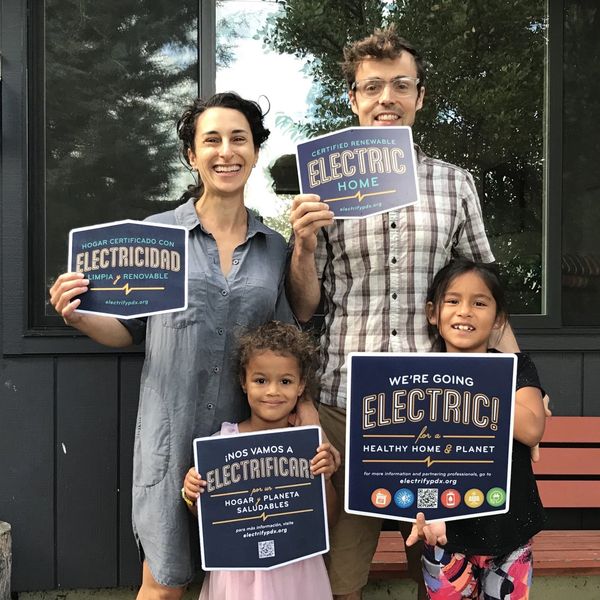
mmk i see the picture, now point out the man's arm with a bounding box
[287,194,333,323]
[490,322,520,352]
[293,397,342,471]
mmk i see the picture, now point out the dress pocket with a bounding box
[233,276,279,328]
[133,385,171,487]
[161,274,207,329]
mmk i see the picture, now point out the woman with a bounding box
[50,92,300,599]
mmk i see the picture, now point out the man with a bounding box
[287,25,518,600]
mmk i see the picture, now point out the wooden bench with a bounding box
[370,416,600,579]
[534,416,600,509]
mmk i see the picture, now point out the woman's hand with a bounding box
[49,271,134,347]
[49,272,90,326]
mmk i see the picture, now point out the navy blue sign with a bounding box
[194,426,328,570]
[296,126,419,219]
[346,353,517,522]
[68,220,187,319]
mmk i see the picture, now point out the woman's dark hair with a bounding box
[426,259,508,351]
[176,92,270,202]
[237,321,318,401]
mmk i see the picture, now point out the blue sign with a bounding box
[68,220,187,319]
[296,126,419,219]
[194,426,329,570]
[346,353,517,523]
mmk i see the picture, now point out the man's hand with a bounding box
[406,512,447,547]
[287,194,332,322]
[290,194,334,254]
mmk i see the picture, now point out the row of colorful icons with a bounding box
[370,487,506,509]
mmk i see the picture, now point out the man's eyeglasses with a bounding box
[351,76,420,98]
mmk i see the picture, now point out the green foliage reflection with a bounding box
[263,0,546,314]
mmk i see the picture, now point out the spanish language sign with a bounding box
[68,220,188,319]
[194,426,329,570]
[296,126,419,219]
[346,353,517,522]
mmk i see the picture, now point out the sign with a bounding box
[346,353,517,522]
[296,126,419,219]
[194,426,329,570]
[68,220,188,319]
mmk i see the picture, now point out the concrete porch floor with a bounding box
[15,575,600,599]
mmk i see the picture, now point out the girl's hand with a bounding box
[183,467,207,504]
[531,394,552,462]
[406,512,447,547]
[311,442,338,480]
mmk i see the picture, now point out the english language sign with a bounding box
[296,126,419,219]
[68,220,188,319]
[346,353,517,522]
[194,426,329,570]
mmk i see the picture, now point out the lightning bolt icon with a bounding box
[324,189,397,204]
[91,283,165,294]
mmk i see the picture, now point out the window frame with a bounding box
[510,0,562,330]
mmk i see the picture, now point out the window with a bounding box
[561,0,600,326]
[26,1,564,330]
[215,0,312,240]
[30,0,200,328]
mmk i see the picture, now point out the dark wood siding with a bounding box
[529,351,583,415]
[0,358,55,589]
[119,356,145,586]
[0,355,143,590]
[56,357,119,587]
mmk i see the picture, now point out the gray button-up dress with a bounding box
[124,199,293,586]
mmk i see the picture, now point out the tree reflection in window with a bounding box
[262,0,547,314]
[39,0,199,320]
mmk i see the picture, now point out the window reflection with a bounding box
[215,0,312,240]
[562,1,600,326]
[220,0,547,315]
[39,0,198,320]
